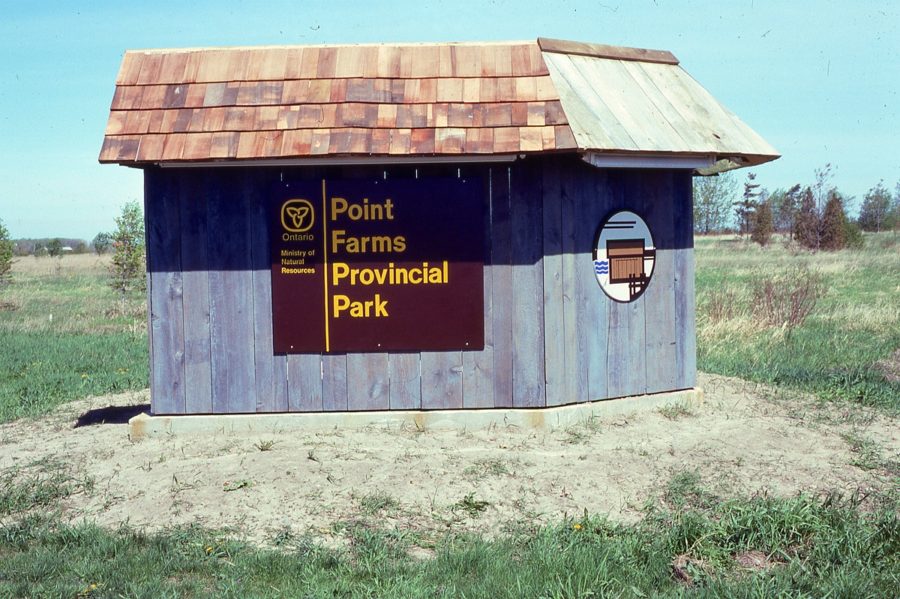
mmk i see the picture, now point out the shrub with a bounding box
[92,232,111,255]
[858,181,893,232]
[109,201,146,304]
[751,266,825,331]
[0,219,12,286]
[844,220,864,250]
[795,187,819,250]
[702,288,741,324]
[820,193,847,251]
[751,200,774,246]
[46,238,63,258]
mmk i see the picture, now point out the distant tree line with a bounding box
[693,164,900,250]
[11,238,90,256]
[10,231,127,258]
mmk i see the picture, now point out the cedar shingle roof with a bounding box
[99,38,779,167]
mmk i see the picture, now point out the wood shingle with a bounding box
[100,38,778,166]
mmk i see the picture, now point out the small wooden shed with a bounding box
[100,38,778,415]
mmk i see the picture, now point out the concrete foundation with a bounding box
[128,388,703,439]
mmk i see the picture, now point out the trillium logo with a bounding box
[281,199,315,233]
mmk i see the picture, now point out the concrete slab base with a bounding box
[128,388,703,439]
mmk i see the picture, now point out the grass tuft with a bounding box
[658,402,694,420]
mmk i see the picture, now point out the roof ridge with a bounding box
[128,40,539,55]
[537,38,678,65]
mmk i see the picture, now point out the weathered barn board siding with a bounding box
[421,351,464,410]
[604,172,647,399]
[489,166,514,409]
[389,352,421,410]
[573,164,609,402]
[347,353,390,411]
[144,157,695,415]
[510,160,546,407]
[673,171,697,390]
[462,171,496,409]
[206,172,258,413]
[177,171,212,413]
[245,171,284,412]
[541,161,566,406]
[322,354,349,412]
[145,171,186,414]
[641,171,678,394]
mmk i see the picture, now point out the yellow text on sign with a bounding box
[331,261,449,286]
[331,197,395,221]
[333,294,389,318]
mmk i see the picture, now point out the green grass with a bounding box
[0,457,94,518]
[695,232,900,412]
[1,250,898,595]
[0,332,148,421]
[1,474,896,598]
[0,256,148,422]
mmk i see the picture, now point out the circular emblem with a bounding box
[281,199,315,233]
[592,210,656,303]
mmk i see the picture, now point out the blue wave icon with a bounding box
[594,260,609,275]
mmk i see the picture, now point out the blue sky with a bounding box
[1,0,897,240]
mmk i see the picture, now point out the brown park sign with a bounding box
[271,177,484,353]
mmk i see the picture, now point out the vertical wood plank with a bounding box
[606,297,647,398]
[347,354,389,411]
[145,169,186,415]
[287,354,323,411]
[322,354,348,411]
[207,170,257,413]
[605,171,646,398]
[490,166,514,408]
[421,351,463,409]
[510,160,545,407]
[179,170,212,413]
[463,168,494,408]
[245,170,280,412]
[578,164,610,402]
[560,159,606,403]
[389,353,421,409]
[641,171,678,394]
[541,159,567,406]
[674,171,697,389]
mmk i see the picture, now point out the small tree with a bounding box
[820,192,847,251]
[812,163,835,213]
[47,238,63,257]
[751,200,774,246]
[733,172,760,237]
[109,201,146,307]
[770,184,802,238]
[692,172,737,234]
[858,181,892,232]
[0,219,13,286]
[893,181,900,231]
[92,231,112,255]
[795,187,819,250]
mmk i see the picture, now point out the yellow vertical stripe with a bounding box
[321,179,330,352]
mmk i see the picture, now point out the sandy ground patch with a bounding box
[1,373,896,547]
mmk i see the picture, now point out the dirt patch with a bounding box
[1,374,896,546]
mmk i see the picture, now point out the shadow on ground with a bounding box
[74,404,150,428]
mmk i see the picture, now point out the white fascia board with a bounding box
[582,152,715,170]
